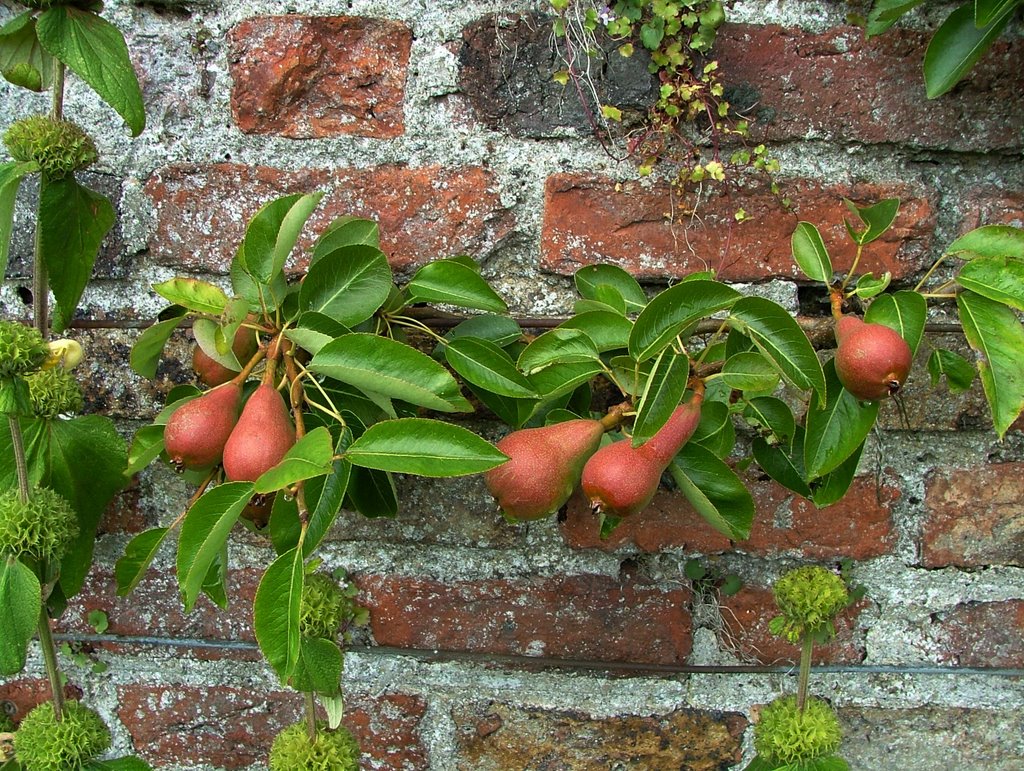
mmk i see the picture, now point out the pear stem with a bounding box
[829,287,845,320]
[913,253,948,293]
[231,346,267,386]
[839,243,864,292]
[599,402,632,431]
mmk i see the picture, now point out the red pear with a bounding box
[582,390,704,518]
[163,382,242,470]
[222,384,296,482]
[834,315,912,400]
[484,419,605,520]
[193,322,259,387]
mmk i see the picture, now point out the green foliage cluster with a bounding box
[13,701,110,771]
[769,565,850,644]
[3,116,96,179]
[0,486,78,563]
[269,722,360,771]
[0,321,48,379]
[25,367,84,418]
[300,571,366,642]
[753,695,843,767]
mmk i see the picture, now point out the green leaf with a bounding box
[0,12,55,92]
[254,547,304,682]
[791,222,833,283]
[346,466,398,518]
[299,244,392,326]
[811,440,864,507]
[345,418,508,477]
[843,198,900,246]
[35,7,145,135]
[690,400,736,459]
[864,289,927,356]
[852,271,892,299]
[124,424,164,477]
[957,290,1024,438]
[445,337,538,398]
[927,348,976,393]
[300,457,351,555]
[0,556,41,675]
[632,348,690,446]
[721,351,782,393]
[729,296,827,403]
[956,256,1024,311]
[312,216,380,265]
[177,481,254,611]
[574,264,648,312]
[669,443,754,540]
[444,314,524,348]
[152,278,229,315]
[923,1,1015,98]
[237,192,322,281]
[630,280,741,361]
[286,312,351,357]
[289,636,343,695]
[742,396,796,444]
[192,317,241,371]
[0,161,36,279]
[130,309,187,379]
[0,418,47,489]
[464,382,537,429]
[752,429,812,498]
[975,0,1022,26]
[946,224,1024,260]
[311,334,471,413]
[255,426,335,494]
[38,175,115,332]
[85,757,154,771]
[805,360,879,480]
[114,527,170,595]
[527,360,603,398]
[407,259,508,313]
[557,311,633,352]
[517,328,601,374]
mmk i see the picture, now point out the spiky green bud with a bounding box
[0,322,48,379]
[14,700,111,771]
[269,722,360,771]
[25,368,84,418]
[771,565,850,643]
[754,695,843,766]
[300,573,350,641]
[4,116,97,179]
[0,487,79,563]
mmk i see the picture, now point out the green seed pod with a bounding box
[26,368,84,418]
[269,721,360,771]
[0,487,79,564]
[300,572,350,641]
[754,695,843,766]
[14,700,111,771]
[771,565,850,643]
[4,116,97,179]
[0,321,49,379]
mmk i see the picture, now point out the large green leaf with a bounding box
[729,296,827,403]
[517,328,601,374]
[843,198,900,246]
[35,6,145,135]
[345,418,508,477]
[0,161,36,278]
[114,527,170,596]
[864,290,927,356]
[866,0,929,35]
[444,313,524,348]
[752,434,812,499]
[310,333,472,412]
[312,216,380,265]
[574,264,648,312]
[742,396,796,445]
[464,382,538,429]
[557,311,633,352]
[346,465,398,518]
[407,259,508,313]
[254,427,335,494]
[629,280,741,361]
[254,547,304,682]
[811,440,865,507]
[445,337,539,398]
[957,290,1024,438]
[955,256,1024,311]
[236,192,322,281]
[129,308,187,379]
[85,757,154,771]
[927,348,976,393]
[0,556,41,675]
[689,400,736,459]
[791,221,833,283]
[152,278,229,315]
[631,348,690,446]
[923,1,1015,98]
[290,636,343,695]
[975,0,1022,26]
[0,12,55,91]
[669,443,753,540]
[176,481,254,611]
[721,351,782,393]
[38,175,115,332]
[299,244,392,326]
[946,224,1024,260]
[527,359,603,398]
[804,360,879,480]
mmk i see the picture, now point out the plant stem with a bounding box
[7,415,30,504]
[796,634,814,712]
[37,606,64,721]
[305,692,318,742]
[32,219,47,335]
[51,62,65,120]
[840,243,864,292]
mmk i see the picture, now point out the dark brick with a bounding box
[932,600,1024,668]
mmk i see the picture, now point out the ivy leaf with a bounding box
[923,1,1015,98]
[0,556,41,676]
[790,221,833,283]
[407,258,508,313]
[254,547,304,682]
[345,418,508,477]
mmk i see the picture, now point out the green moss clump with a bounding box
[771,565,850,643]
[300,573,349,641]
[26,368,84,418]
[4,116,97,179]
[269,722,360,771]
[0,487,79,563]
[754,695,842,766]
[14,700,111,771]
[0,322,49,379]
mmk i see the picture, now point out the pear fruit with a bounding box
[163,382,242,470]
[581,390,704,518]
[193,322,259,387]
[484,418,605,520]
[834,315,912,400]
[223,383,296,482]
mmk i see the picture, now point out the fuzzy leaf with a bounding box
[0,556,41,675]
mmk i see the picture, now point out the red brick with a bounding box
[932,600,1024,668]
[716,24,1024,152]
[117,684,427,770]
[0,678,81,722]
[145,163,514,273]
[541,173,933,282]
[922,463,1024,568]
[562,474,898,560]
[357,572,692,665]
[229,16,411,138]
[958,187,1024,233]
[718,585,866,665]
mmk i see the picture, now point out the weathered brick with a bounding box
[562,474,897,560]
[932,600,1024,668]
[718,585,866,665]
[117,684,427,770]
[922,463,1024,568]
[717,24,1024,152]
[0,678,81,722]
[358,572,692,665]
[958,186,1024,232]
[541,173,933,282]
[229,16,411,138]
[452,701,745,771]
[144,163,514,274]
